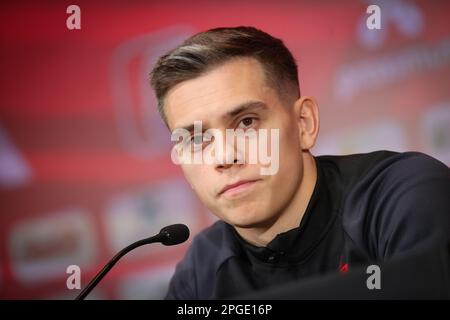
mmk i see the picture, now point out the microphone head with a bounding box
[159,224,190,246]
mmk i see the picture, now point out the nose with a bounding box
[214,132,244,172]
[216,158,239,171]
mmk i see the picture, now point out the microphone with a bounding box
[75,223,190,300]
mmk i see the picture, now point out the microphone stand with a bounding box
[75,233,164,300]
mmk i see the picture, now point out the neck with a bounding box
[235,152,317,247]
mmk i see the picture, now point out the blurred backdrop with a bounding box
[0,0,449,299]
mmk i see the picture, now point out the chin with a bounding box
[225,208,272,229]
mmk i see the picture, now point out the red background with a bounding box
[0,0,449,299]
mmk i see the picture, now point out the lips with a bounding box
[218,179,261,197]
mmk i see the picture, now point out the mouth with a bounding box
[218,179,262,198]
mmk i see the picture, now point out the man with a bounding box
[149,26,450,299]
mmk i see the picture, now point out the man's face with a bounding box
[164,58,304,229]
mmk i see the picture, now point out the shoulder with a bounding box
[316,150,442,184]
[353,151,450,200]
[336,151,450,261]
[370,150,449,179]
[317,150,449,194]
[373,152,450,256]
[165,220,239,299]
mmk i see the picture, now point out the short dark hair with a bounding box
[150,26,300,125]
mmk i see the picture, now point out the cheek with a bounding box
[278,115,300,148]
[270,110,300,153]
[182,165,214,197]
[277,126,303,177]
[182,164,202,185]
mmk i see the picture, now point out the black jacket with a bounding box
[166,151,450,299]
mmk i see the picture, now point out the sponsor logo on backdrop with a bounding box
[9,208,98,285]
[110,26,194,159]
[103,179,199,255]
[334,39,450,100]
[334,0,446,101]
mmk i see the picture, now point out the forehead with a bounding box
[164,58,275,130]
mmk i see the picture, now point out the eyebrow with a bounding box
[174,101,268,133]
[223,101,268,120]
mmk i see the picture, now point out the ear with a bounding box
[293,96,320,150]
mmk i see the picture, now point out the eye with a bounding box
[190,134,203,145]
[237,117,257,129]
[185,134,202,151]
[186,133,212,152]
